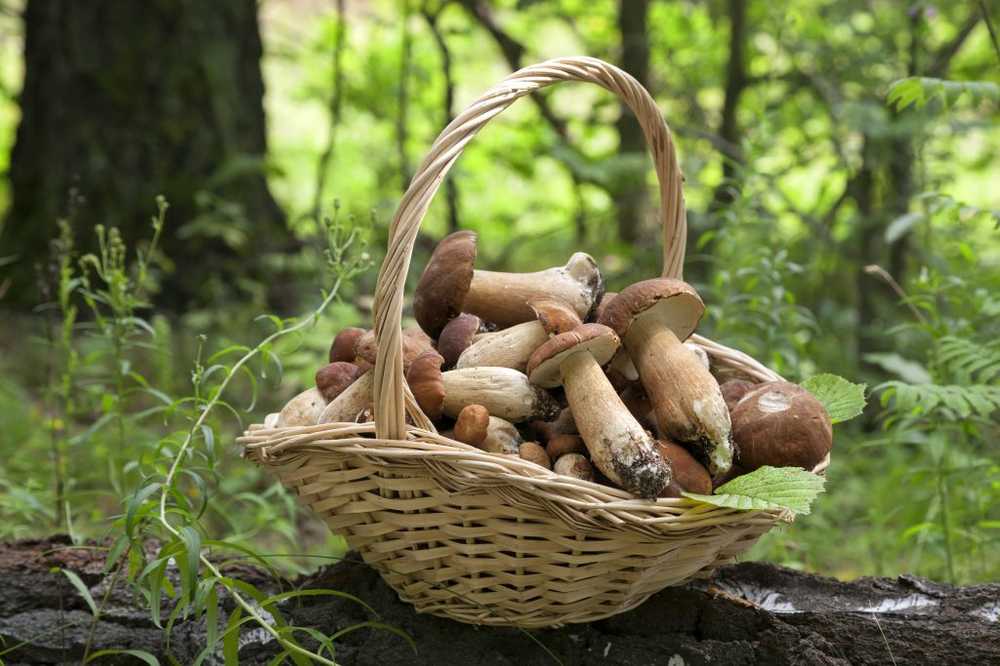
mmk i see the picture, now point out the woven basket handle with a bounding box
[372,56,686,440]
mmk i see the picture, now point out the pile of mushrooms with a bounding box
[270,231,833,500]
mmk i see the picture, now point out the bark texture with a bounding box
[2,537,998,665]
[3,0,284,309]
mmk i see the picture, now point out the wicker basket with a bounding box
[240,56,828,629]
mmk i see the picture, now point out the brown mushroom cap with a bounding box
[413,231,478,337]
[731,381,833,471]
[405,350,446,421]
[545,434,585,460]
[720,379,756,412]
[329,327,366,363]
[656,440,712,495]
[598,278,704,343]
[529,298,582,335]
[315,362,365,402]
[437,314,483,369]
[526,323,621,388]
[519,441,552,469]
[553,453,595,481]
[356,327,434,369]
[454,404,489,447]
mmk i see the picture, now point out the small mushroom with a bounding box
[452,405,521,454]
[553,453,595,481]
[316,372,375,424]
[406,361,559,423]
[519,441,552,469]
[413,230,604,335]
[720,379,756,411]
[277,388,327,427]
[545,434,585,460]
[315,362,365,402]
[530,408,577,442]
[527,323,671,498]
[329,327,366,363]
[656,440,712,497]
[437,314,484,368]
[600,278,733,476]
[731,382,833,471]
[455,298,581,371]
[355,326,435,370]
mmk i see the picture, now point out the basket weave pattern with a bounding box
[241,57,823,628]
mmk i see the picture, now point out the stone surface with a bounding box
[1,537,997,665]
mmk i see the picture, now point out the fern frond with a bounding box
[887,77,999,111]
[936,336,1000,384]
[878,381,1000,420]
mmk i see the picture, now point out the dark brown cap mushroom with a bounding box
[731,381,833,471]
[437,314,484,369]
[355,326,435,370]
[656,440,712,497]
[406,350,446,421]
[315,362,365,402]
[545,434,585,460]
[720,379,756,412]
[599,278,733,477]
[413,231,604,334]
[530,408,577,442]
[527,323,670,498]
[329,327,367,363]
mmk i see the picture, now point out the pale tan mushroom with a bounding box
[452,404,522,455]
[600,279,733,476]
[527,323,670,498]
[519,441,551,469]
[553,453,595,481]
[277,388,327,427]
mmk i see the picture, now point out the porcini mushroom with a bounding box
[656,440,712,497]
[527,323,670,498]
[553,453,595,481]
[437,314,484,368]
[731,381,833,471]
[316,372,375,424]
[355,326,434,369]
[452,404,522,455]
[455,298,581,371]
[413,230,604,335]
[530,408,577,442]
[405,359,559,424]
[519,441,552,469]
[277,388,327,427]
[600,279,734,476]
[720,379,756,411]
[329,327,366,363]
[315,362,365,402]
[545,434,585,460]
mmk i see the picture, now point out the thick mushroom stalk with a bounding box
[601,279,734,476]
[413,231,603,335]
[455,299,581,371]
[317,372,374,424]
[528,324,670,498]
[441,367,560,423]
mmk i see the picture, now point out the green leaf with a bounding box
[86,649,159,665]
[800,374,867,424]
[178,526,202,603]
[60,569,98,617]
[684,466,826,515]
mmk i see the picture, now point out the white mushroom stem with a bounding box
[463,253,602,328]
[684,341,710,370]
[558,351,668,497]
[317,372,374,424]
[456,321,549,372]
[276,388,327,427]
[624,318,733,475]
[441,367,559,423]
[607,348,638,380]
[479,416,522,455]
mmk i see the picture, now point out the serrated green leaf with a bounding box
[800,374,867,424]
[684,466,826,515]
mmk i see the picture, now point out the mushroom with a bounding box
[413,230,604,335]
[407,358,560,423]
[316,372,375,424]
[263,412,280,428]
[595,291,638,380]
[530,408,577,442]
[730,382,833,471]
[684,342,710,370]
[519,441,551,469]
[527,323,670,498]
[355,326,434,369]
[656,440,712,497]
[553,453,595,481]
[452,404,521,455]
[277,388,327,427]
[720,379,756,412]
[599,278,733,476]
[437,314,484,368]
[329,327,366,363]
[545,434,585,460]
[455,298,581,371]
[315,362,365,402]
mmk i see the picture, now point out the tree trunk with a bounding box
[2,0,285,310]
[3,537,998,665]
[614,0,650,244]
